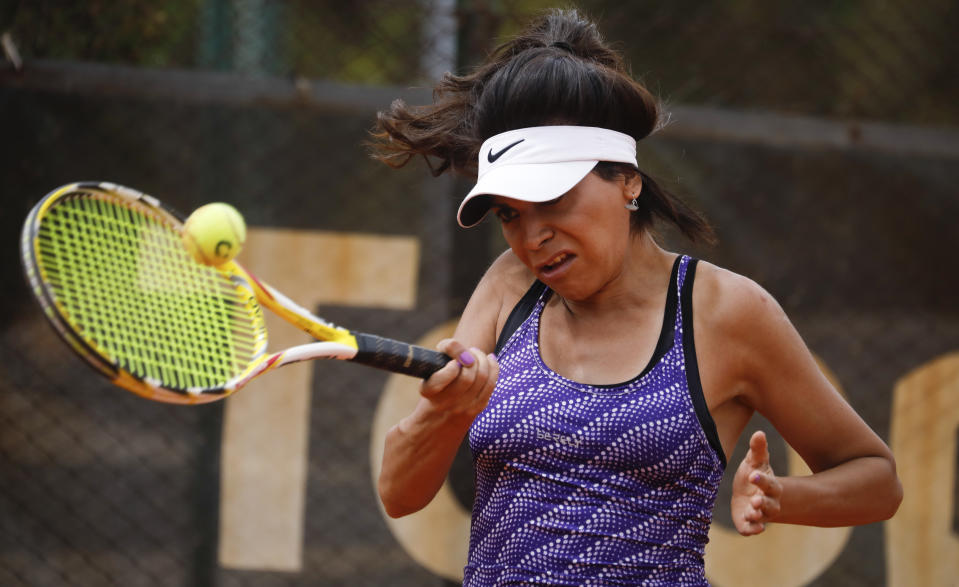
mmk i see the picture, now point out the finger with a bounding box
[462,348,498,402]
[423,339,473,390]
[750,471,782,497]
[437,338,477,368]
[736,508,766,535]
[760,495,781,518]
[747,430,769,468]
[420,358,463,398]
[475,352,499,402]
[485,352,499,386]
[466,348,488,391]
[436,349,492,415]
[455,348,485,396]
[748,491,781,518]
[739,520,766,536]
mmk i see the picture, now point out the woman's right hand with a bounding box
[420,338,499,422]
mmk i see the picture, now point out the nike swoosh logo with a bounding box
[487,139,525,163]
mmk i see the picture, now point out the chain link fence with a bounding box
[2,1,958,586]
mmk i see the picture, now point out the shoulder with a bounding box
[691,261,790,370]
[474,249,537,311]
[692,260,815,406]
[454,249,537,352]
[487,248,536,289]
[691,260,787,331]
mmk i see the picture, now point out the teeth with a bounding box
[544,253,568,268]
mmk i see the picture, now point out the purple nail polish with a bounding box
[459,351,475,366]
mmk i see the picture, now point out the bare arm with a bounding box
[732,429,901,534]
[377,252,530,517]
[699,268,903,534]
[378,340,497,518]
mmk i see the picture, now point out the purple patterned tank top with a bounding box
[465,256,726,586]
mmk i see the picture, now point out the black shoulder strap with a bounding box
[494,280,548,355]
[680,258,727,468]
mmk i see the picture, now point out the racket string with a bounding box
[35,190,265,391]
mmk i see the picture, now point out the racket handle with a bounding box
[352,333,451,379]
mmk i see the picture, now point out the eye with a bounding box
[493,206,518,223]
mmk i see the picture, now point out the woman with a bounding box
[371,8,901,586]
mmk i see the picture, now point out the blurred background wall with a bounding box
[1,1,957,585]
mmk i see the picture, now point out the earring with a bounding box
[625,197,639,211]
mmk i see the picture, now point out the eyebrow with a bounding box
[488,200,515,213]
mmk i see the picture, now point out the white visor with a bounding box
[457,126,638,227]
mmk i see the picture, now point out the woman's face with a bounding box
[491,171,638,301]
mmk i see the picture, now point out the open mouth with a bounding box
[540,252,573,274]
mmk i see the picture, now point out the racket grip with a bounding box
[352,333,451,379]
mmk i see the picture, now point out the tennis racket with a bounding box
[20,181,450,405]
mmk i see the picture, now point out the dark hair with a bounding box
[370,8,715,244]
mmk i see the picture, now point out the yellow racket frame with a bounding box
[21,182,359,404]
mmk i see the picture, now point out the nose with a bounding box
[521,214,553,251]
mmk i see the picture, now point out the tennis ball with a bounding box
[181,202,247,266]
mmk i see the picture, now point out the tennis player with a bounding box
[372,9,902,585]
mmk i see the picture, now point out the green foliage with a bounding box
[7,0,200,67]
[581,0,959,125]
[4,0,957,125]
[283,0,425,84]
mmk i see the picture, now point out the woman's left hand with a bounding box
[731,430,783,536]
